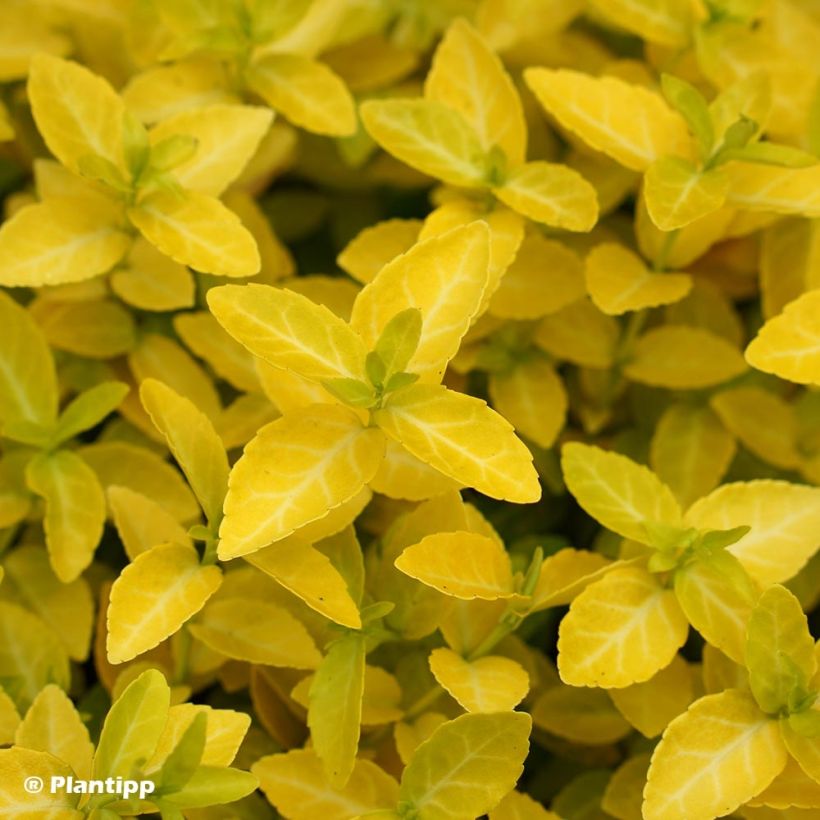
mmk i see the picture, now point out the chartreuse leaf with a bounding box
[490,790,559,819]
[93,668,170,780]
[28,54,126,174]
[395,531,514,600]
[529,548,613,611]
[351,222,490,382]
[602,754,652,820]
[588,0,694,46]
[153,710,207,794]
[254,749,399,820]
[425,18,526,164]
[338,219,422,284]
[643,690,788,820]
[661,74,714,157]
[398,712,531,820]
[558,566,689,688]
[374,384,540,503]
[148,104,272,196]
[428,648,529,712]
[371,308,422,385]
[724,163,820,217]
[189,598,321,669]
[524,68,692,171]
[52,381,129,446]
[309,633,366,788]
[780,718,820,785]
[15,684,94,780]
[750,756,820,810]
[107,543,222,664]
[209,283,367,382]
[0,291,58,429]
[561,442,682,543]
[218,405,386,559]
[532,684,631,744]
[26,450,106,583]
[140,379,229,528]
[128,190,261,278]
[360,99,490,187]
[534,298,620,367]
[746,290,820,385]
[685,481,820,585]
[160,765,258,808]
[0,748,81,815]
[585,243,692,315]
[746,585,816,715]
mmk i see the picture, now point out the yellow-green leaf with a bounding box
[490,790,560,819]
[0,748,81,816]
[534,298,620,368]
[644,159,729,231]
[588,0,694,46]
[724,163,820,218]
[337,218,422,284]
[532,684,632,745]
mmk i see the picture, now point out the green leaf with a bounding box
[162,766,258,808]
[715,115,758,156]
[156,712,207,794]
[151,135,198,172]
[721,143,818,168]
[661,74,714,157]
[697,526,751,551]
[1,420,51,447]
[52,381,130,445]
[384,372,419,394]
[787,708,820,738]
[374,308,423,381]
[321,378,377,408]
[746,585,816,715]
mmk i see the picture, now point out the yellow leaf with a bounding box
[190,598,321,669]
[685,481,820,585]
[107,543,222,664]
[369,437,462,501]
[0,197,130,287]
[28,54,126,174]
[746,290,820,385]
[337,218,422,284]
[724,163,820,218]
[360,98,489,187]
[399,712,531,820]
[394,713,449,766]
[246,537,361,629]
[15,684,94,780]
[140,379,229,527]
[490,789,560,819]
[624,325,747,388]
[532,684,632,745]
[253,749,399,820]
[218,406,385,559]
[149,104,272,196]
[650,403,736,507]
[524,68,692,171]
[643,690,788,820]
[750,756,820,810]
[208,284,367,382]
[644,159,729,231]
[493,161,599,231]
[374,384,540,503]
[585,243,692,315]
[534,298,620,368]
[0,8,70,82]
[248,54,355,137]
[558,566,689,687]
[779,721,820,793]
[395,531,514,600]
[601,754,651,820]
[530,548,614,611]
[129,190,260,278]
[26,450,105,583]
[425,19,526,164]
[429,648,529,712]
[588,0,694,46]
[0,688,20,745]
[561,442,682,543]
[760,218,820,319]
[488,359,567,449]
[0,748,81,816]
[351,222,490,381]
[609,655,694,738]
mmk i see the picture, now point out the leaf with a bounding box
[0,748,81,815]
[337,218,422,284]
[746,585,816,714]
[248,53,355,136]
[724,163,820,218]
[129,190,260,278]
[360,98,489,187]
[374,384,540,503]
[530,548,614,611]
[534,298,620,368]
[585,242,692,315]
[750,755,820,810]
[253,749,399,820]
[351,222,490,382]
[26,450,105,583]
[558,566,689,688]
[161,765,258,808]
[107,543,222,664]
[399,712,531,820]
[601,754,651,820]
[28,54,126,174]
[53,381,130,445]
[148,104,272,195]
[190,598,321,669]
[154,710,206,793]
[746,290,820,385]
[93,668,171,779]
[429,648,529,712]
[661,74,714,156]
[15,684,94,780]
[425,19,526,163]
[780,719,820,786]
[308,633,366,787]
[561,442,682,543]
[395,530,514,600]
[524,68,692,171]
[218,405,385,559]
[685,481,820,585]
[208,283,367,382]
[0,291,57,428]
[624,325,747,388]
[588,0,694,46]
[140,379,229,527]
[532,684,632,745]
[644,158,728,231]
[493,160,599,231]
[643,690,788,820]
[490,790,560,820]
